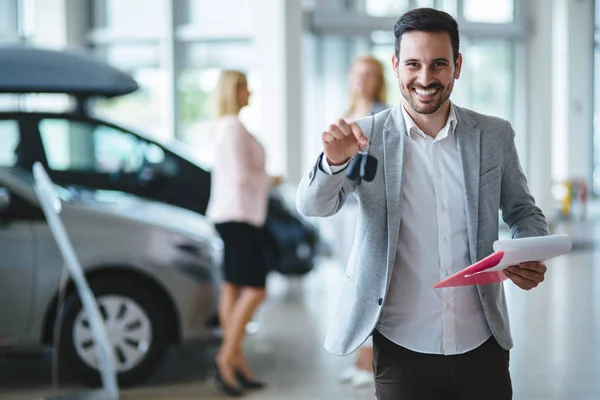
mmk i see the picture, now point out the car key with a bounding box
[347,152,364,181]
[346,112,377,182]
[360,152,378,182]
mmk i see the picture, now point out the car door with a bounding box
[0,187,38,345]
[0,118,36,344]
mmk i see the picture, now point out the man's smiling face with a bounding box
[393,30,462,115]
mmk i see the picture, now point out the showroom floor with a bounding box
[1,220,599,400]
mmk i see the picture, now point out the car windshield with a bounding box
[2,167,73,202]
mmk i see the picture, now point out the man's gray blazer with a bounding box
[296,105,548,356]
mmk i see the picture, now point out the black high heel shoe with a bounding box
[214,361,245,397]
[236,370,267,390]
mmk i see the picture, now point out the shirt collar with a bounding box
[401,102,457,140]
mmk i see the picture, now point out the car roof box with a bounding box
[0,45,138,98]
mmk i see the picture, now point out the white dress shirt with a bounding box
[322,103,491,355]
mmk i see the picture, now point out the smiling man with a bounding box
[296,7,548,400]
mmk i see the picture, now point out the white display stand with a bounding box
[33,163,119,400]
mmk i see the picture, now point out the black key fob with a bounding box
[347,153,363,181]
[360,153,378,182]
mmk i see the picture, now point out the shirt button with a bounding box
[378,298,383,306]
[437,171,442,178]
[443,238,448,244]
[441,205,446,211]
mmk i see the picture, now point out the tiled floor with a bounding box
[1,221,599,399]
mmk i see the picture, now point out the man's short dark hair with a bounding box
[394,8,460,62]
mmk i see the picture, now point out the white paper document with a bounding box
[466,234,573,276]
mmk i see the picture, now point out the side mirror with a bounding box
[0,187,11,212]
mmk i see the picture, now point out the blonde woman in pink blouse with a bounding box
[206,70,278,396]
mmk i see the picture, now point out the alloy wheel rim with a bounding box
[72,295,152,373]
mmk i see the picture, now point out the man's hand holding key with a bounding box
[322,119,369,166]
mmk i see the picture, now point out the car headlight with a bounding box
[172,234,224,267]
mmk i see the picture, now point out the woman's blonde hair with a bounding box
[214,70,247,118]
[345,55,387,118]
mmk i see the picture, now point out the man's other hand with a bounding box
[503,262,547,290]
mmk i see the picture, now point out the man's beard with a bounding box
[400,80,454,115]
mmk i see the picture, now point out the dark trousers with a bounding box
[372,330,512,400]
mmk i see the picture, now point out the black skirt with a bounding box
[215,222,269,288]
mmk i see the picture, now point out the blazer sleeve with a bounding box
[296,114,378,218]
[296,153,358,218]
[500,122,549,238]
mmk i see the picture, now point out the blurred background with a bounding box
[0,0,599,399]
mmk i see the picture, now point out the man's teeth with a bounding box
[415,88,438,96]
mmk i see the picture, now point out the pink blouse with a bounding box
[206,115,270,227]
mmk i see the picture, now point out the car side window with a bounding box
[38,119,165,173]
[0,119,20,167]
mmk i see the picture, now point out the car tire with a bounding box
[59,275,170,387]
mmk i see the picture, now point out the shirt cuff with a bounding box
[320,155,350,175]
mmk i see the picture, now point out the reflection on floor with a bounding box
[1,222,599,399]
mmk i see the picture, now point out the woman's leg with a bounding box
[350,342,374,388]
[217,286,266,379]
[219,281,242,331]
[215,281,243,387]
[356,345,374,371]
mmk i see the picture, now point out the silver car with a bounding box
[0,167,223,386]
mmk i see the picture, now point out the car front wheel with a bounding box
[59,276,170,387]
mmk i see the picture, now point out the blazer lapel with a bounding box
[454,106,481,264]
[383,106,405,273]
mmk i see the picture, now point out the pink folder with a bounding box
[433,251,508,288]
[433,234,573,289]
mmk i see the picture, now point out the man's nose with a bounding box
[417,68,433,87]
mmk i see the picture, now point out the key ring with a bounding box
[347,112,378,182]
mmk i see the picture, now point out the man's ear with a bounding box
[391,52,400,78]
[454,53,463,79]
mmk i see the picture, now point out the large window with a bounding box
[185,0,254,34]
[463,0,514,23]
[0,0,19,41]
[89,0,168,141]
[87,0,261,161]
[363,0,457,16]
[91,0,163,36]
[455,38,514,121]
[176,40,259,168]
[365,0,411,16]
